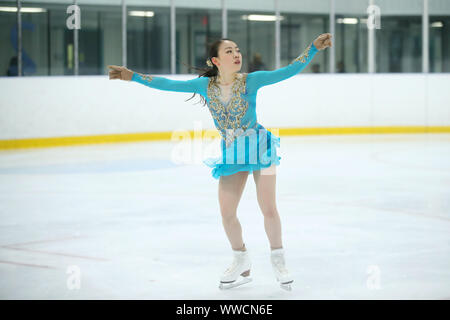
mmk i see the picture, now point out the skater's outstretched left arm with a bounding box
[246,33,332,92]
[108,65,206,94]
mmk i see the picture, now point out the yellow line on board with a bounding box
[0,126,449,151]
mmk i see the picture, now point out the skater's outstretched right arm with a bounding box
[108,65,206,94]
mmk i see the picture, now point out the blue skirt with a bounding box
[203,123,281,180]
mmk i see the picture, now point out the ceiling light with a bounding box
[129,11,154,17]
[0,7,46,13]
[242,14,284,22]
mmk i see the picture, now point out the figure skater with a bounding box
[108,33,332,291]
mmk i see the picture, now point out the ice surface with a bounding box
[0,134,449,299]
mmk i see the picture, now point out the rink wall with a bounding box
[0,73,449,150]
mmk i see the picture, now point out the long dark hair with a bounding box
[181,38,233,107]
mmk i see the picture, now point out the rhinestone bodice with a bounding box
[206,73,253,147]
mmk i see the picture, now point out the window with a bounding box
[430,0,450,72]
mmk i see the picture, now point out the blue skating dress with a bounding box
[131,42,319,179]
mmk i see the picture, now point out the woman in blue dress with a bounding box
[108,33,332,290]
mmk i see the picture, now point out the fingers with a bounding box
[109,69,121,80]
[108,65,125,79]
[107,65,123,71]
[317,33,332,49]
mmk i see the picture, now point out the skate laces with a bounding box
[272,254,289,275]
[225,260,238,274]
[225,252,246,274]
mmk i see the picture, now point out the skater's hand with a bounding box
[108,65,133,81]
[313,33,332,50]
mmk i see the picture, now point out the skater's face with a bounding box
[212,40,242,72]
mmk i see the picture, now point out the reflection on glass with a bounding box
[175,7,222,74]
[228,10,275,73]
[376,15,422,73]
[376,0,423,73]
[1,2,20,76]
[127,6,170,75]
[334,14,368,73]
[1,1,447,77]
[334,0,368,73]
[429,0,450,73]
[280,13,329,74]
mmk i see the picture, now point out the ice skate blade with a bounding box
[280,280,293,291]
[219,277,252,290]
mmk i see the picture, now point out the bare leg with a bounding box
[218,170,249,251]
[253,164,283,250]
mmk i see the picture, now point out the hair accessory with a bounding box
[206,58,213,67]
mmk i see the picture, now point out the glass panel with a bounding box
[77,4,122,75]
[17,1,52,76]
[227,9,276,73]
[335,0,368,73]
[77,7,101,75]
[429,0,450,73]
[49,2,75,76]
[279,0,330,74]
[18,1,76,76]
[127,3,170,75]
[175,7,222,74]
[376,0,423,73]
[0,1,19,76]
[6,1,116,76]
[99,5,122,75]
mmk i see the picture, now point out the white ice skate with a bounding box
[271,248,294,291]
[219,246,252,290]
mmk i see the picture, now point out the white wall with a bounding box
[0,73,449,141]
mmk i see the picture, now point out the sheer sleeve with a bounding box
[131,72,207,94]
[246,42,319,93]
